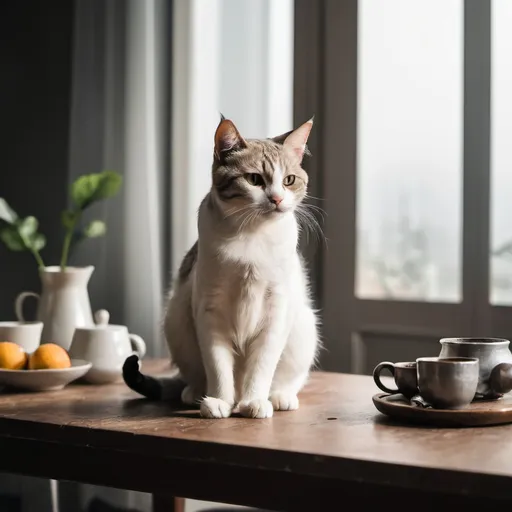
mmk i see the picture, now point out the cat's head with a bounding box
[210,116,313,219]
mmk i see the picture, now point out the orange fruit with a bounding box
[28,343,71,370]
[0,341,28,370]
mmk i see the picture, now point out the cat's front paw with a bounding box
[200,397,233,418]
[270,392,299,411]
[239,399,274,419]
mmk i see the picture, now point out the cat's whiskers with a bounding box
[234,208,254,236]
[295,204,326,247]
[298,210,317,245]
[305,193,325,202]
[302,201,327,220]
[224,204,252,220]
[237,208,261,236]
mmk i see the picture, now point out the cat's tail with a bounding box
[122,354,186,401]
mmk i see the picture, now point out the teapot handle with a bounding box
[15,292,40,321]
[489,362,512,395]
[129,333,146,359]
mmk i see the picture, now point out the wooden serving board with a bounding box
[373,392,512,427]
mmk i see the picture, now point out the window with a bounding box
[356,0,463,302]
[490,0,512,306]
[298,1,512,374]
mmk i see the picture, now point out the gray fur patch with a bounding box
[178,241,198,282]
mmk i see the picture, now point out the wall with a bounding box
[0,0,75,320]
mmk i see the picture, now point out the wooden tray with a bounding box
[373,392,512,427]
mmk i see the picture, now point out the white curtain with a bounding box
[67,0,168,359]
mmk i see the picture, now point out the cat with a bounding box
[123,116,320,419]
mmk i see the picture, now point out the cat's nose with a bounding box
[269,195,283,206]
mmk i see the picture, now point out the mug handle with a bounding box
[15,292,40,321]
[373,362,399,394]
[129,333,147,358]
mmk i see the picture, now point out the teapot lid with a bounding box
[74,309,126,333]
[94,309,110,327]
[91,309,126,330]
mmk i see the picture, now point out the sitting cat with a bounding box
[123,116,320,419]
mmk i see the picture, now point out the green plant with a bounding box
[0,199,46,268]
[0,170,122,272]
[60,171,122,270]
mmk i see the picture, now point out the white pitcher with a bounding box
[15,266,95,351]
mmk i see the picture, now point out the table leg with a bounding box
[152,494,185,512]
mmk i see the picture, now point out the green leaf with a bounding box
[0,226,26,251]
[0,198,18,224]
[71,174,100,209]
[0,215,46,254]
[94,171,122,201]
[17,216,38,238]
[71,171,122,209]
[83,220,107,238]
[29,233,46,252]
[61,209,78,229]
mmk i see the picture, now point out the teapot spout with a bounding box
[489,363,512,395]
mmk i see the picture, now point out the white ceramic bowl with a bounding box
[0,359,92,391]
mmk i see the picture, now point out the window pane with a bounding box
[355,0,463,302]
[490,0,512,306]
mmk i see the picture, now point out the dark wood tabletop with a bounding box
[1,358,512,511]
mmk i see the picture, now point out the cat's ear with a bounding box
[214,116,247,162]
[272,117,314,162]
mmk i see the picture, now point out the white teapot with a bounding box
[69,309,146,384]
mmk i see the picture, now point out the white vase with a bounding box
[15,266,95,351]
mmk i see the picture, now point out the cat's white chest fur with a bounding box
[196,214,298,348]
[231,273,268,348]
[218,214,298,270]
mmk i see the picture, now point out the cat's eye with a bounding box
[246,173,264,186]
[283,175,296,186]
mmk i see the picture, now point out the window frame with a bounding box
[294,0,504,373]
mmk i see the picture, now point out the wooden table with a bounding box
[1,359,512,511]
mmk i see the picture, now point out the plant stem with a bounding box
[60,228,73,271]
[32,250,45,269]
[60,210,81,271]
[18,230,45,270]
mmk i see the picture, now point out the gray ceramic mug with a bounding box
[373,361,419,399]
[414,357,479,409]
